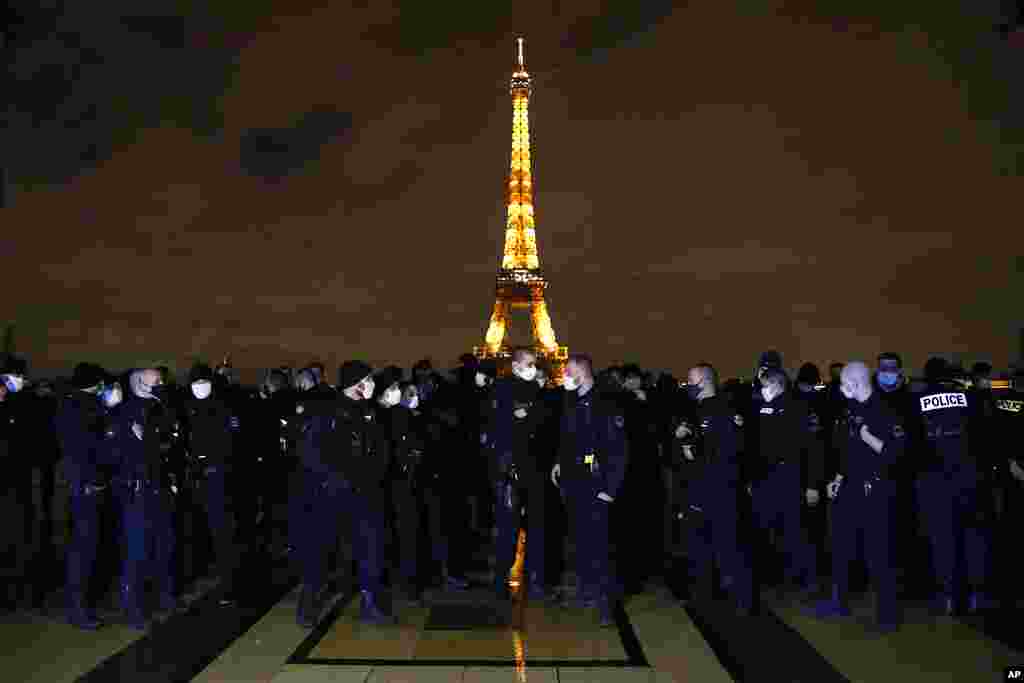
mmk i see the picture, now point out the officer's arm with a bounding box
[300,414,343,478]
[601,410,630,499]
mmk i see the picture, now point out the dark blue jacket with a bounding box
[557,386,629,498]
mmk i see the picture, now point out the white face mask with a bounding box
[406,396,419,410]
[475,372,488,388]
[761,386,777,403]
[563,375,578,391]
[536,376,546,388]
[103,386,123,408]
[361,380,375,400]
[516,365,537,382]
[191,380,212,400]
[383,386,401,407]
[2,375,25,393]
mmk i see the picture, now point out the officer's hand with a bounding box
[805,488,820,506]
[481,433,488,445]
[132,422,144,440]
[597,492,613,503]
[1010,460,1024,483]
[746,484,752,496]
[550,463,560,488]
[682,445,695,461]
[675,424,692,439]
[826,477,842,499]
[514,408,528,419]
[859,424,873,443]
[634,389,647,402]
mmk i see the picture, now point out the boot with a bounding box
[597,594,614,628]
[810,584,851,619]
[296,585,317,629]
[121,583,147,630]
[67,593,103,630]
[359,590,396,625]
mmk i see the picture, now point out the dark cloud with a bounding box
[239,109,355,180]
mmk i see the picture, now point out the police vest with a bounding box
[917,389,968,441]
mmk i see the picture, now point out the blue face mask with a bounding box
[877,371,901,390]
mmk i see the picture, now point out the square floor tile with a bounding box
[271,664,372,681]
[556,668,655,683]
[463,667,557,682]
[365,665,465,682]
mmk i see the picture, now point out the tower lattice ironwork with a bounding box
[474,38,567,378]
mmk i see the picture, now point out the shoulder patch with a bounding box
[614,415,625,428]
[996,399,1022,413]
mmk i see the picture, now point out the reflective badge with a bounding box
[614,415,625,428]
[996,399,1022,413]
[584,453,595,465]
[919,392,967,412]
[760,407,773,415]
[892,423,905,439]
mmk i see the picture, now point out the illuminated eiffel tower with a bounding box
[474,38,568,380]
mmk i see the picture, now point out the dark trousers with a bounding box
[686,470,754,609]
[494,476,546,587]
[300,479,384,595]
[565,478,612,599]
[391,478,447,587]
[65,490,101,603]
[117,486,176,600]
[200,472,239,589]
[915,469,989,594]
[830,479,898,625]
[752,463,817,585]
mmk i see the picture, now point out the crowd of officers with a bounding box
[1,348,1022,636]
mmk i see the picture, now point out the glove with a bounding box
[826,477,842,499]
[805,488,820,506]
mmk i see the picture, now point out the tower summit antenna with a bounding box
[517,37,524,69]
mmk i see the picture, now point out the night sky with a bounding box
[4,2,1022,382]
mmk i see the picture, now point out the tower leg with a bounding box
[529,297,559,354]
[485,300,509,354]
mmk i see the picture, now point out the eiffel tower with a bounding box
[473,38,568,380]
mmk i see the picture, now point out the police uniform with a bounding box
[815,391,906,629]
[182,386,241,601]
[557,385,628,624]
[749,391,821,591]
[915,381,990,613]
[484,375,550,597]
[992,381,1024,605]
[684,393,754,613]
[112,393,178,629]
[296,389,393,626]
[55,378,109,629]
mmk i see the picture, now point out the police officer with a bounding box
[289,368,333,560]
[484,348,550,600]
[914,357,992,614]
[113,368,179,629]
[1,366,30,611]
[182,363,242,606]
[296,361,394,627]
[813,362,906,633]
[678,364,754,616]
[551,353,628,626]
[55,363,111,629]
[749,367,821,598]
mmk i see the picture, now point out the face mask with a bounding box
[101,385,123,408]
[686,384,701,400]
[624,378,641,391]
[404,395,420,410]
[536,377,546,388]
[475,372,488,388]
[2,375,25,393]
[515,365,537,382]
[361,380,375,400]
[191,380,212,400]
[760,386,776,403]
[840,387,854,401]
[383,387,401,407]
[877,371,901,390]
[563,375,578,391]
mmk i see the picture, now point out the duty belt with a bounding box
[926,426,963,440]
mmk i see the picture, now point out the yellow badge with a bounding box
[584,453,595,465]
